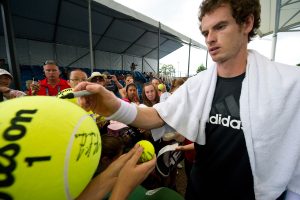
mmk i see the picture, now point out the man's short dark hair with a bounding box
[198,0,261,42]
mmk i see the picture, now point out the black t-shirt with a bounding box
[186,73,256,200]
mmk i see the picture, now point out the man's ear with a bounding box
[244,14,254,34]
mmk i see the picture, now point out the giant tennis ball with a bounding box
[137,140,155,163]
[0,96,101,200]
[57,88,78,105]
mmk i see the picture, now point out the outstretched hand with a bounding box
[76,145,149,200]
[30,81,40,95]
[176,143,195,151]
[0,86,10,93]
[102,144,142,180]
[110,145,156,200]
[0,87,26,99]
[74,82,120,116]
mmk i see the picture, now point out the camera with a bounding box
[107,75,112,79]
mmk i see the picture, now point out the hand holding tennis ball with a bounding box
[137,140,155,163]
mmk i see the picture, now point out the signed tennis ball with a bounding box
[137,140,155,162]
[0,96,101,200]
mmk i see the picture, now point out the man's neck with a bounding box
[217,49,248,78]
[47,78,60,86]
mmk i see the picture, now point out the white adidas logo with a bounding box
[209,114,242,130]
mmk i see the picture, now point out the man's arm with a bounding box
[131,106,165,129]
[0,87,26,99]
[119,88,126,98]
[74,82,165,129]
[111,75,123,89]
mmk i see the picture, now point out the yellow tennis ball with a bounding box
[158,83,164,91]
[137,140,155,162]
[57,88,78,105]
[0,96,101,200]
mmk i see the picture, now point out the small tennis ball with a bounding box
[57,88,78,105]
[0,96,101,200]
[158,83,164,91]
[137,140,155,162]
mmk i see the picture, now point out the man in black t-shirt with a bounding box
[73,0,300,199]
[185,73,257,199]
[102,71,123,98]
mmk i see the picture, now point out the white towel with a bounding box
[153,50,300,199]
[241,50,300,199]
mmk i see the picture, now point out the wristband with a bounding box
[106,100,137,124]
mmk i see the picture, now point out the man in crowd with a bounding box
[29,60,70,96]
[102,71,123,97]
[87,71,106,86]
[68,68,88,88]
[0,69,26,101]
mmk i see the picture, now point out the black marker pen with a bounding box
[59,90,93,99]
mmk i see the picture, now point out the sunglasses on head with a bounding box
[91,77,104,82]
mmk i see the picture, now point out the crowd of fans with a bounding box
[0,59,192,199]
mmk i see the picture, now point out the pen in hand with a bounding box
[59,90,93,99]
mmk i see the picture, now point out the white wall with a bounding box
[0,37,158,73]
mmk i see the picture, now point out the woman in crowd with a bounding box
[122,83,140,105]
[151,77,162,96]
[119,74,134,98]
[141,82,160,107]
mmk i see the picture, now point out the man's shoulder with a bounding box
[251,50,300,75]
[39,78,48,86]
[187,66,214,85]
[249,49,298,70]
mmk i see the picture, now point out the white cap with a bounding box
[87,72,106,81]
[0,69,13,79]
